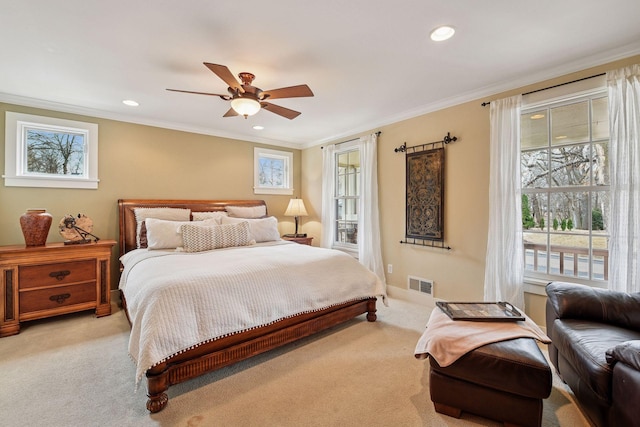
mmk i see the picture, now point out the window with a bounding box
[253,147,293,195]
[3,112,99,189]
[334,147,360,249]
[521,91,609,286]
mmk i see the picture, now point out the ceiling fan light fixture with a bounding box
[231,97,261,117]
[430,25,455,41]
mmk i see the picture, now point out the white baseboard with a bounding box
[386,286,438,309]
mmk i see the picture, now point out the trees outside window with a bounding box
[521,94,609,284]
[3,112,98,189]
[25,129,85,176]
[253,147,293,195]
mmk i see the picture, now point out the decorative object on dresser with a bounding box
[58,213,100,244]
[0,240,115,337]
[282,235,313,246]
[283,198,308,237]
[19,209,53,246]
[118,199,384,413]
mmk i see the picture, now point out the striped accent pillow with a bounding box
[181,221,253,252]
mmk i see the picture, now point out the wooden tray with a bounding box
[436,301,524,322]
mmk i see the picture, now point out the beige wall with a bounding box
[3,54,638,322]
[302,54,640,326]
[1,104,302,287]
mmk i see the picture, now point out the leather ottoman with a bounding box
[429,337,552,427]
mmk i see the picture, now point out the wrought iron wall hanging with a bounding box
[395,132,457,250]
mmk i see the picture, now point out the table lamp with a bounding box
[284,198,308,237]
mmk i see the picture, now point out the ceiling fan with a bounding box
[167,63,314,120]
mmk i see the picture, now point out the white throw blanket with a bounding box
[120,241,387,383]
[414,306,550,366]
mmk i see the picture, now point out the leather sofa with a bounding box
[546,281,640,427]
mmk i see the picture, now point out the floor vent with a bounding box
[408,276,434,296]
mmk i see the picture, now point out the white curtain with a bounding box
[607,64,640,293]
[484,95,525,309]
[321,144,336,249]
[358,133,386,284]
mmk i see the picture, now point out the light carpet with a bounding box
[0,298,590,427]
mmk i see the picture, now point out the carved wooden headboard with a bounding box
[117,199,267,257]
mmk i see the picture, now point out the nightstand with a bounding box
[282,236,314,246]
[0,240,115,337]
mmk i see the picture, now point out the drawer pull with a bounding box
[49,293,71,304]
[49,270,71,281]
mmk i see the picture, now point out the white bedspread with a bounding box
[119,241,386,383]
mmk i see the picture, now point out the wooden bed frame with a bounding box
[118,199,377,413]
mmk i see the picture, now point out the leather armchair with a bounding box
[546,281,640,427]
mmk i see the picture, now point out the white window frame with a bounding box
[253,147,293,195]
[332,142,360,255]
[3,112,99,189]
[521,86,609,291]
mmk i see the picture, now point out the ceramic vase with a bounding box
[19,209,53,246]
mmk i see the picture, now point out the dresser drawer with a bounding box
[19,260,96,289]
[19,283,96,313]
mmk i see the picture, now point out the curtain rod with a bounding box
[480,72,606,107]
[321,131,381,149]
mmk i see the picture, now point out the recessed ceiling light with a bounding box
[430,25,455,42]
[122,99,139,107]
[253,125,264,130]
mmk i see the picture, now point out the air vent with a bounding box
[408,276,434,296]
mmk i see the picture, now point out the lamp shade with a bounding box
[231,97,261,117]
[284,198,308,217]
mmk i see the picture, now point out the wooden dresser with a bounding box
[0,240,115,337]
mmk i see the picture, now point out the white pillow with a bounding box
[134,207,191,248]
[221,216,280,243]
[225,205,267,218]
[146,217,218,250]
[192,211,227,222]
[181,222,253,252]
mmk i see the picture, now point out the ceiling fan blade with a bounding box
[166,88,229,98]
[204,63,244,93]
[261,84,314,100]
[223,108,239,118]
[261,102,301,120]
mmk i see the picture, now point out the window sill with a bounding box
[523,278,549,296]
[524,275,608,296]
[3,175,99,189]
[253,187,293,195]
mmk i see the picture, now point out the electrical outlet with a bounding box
[387,264,393,274]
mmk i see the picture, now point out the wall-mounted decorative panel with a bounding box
[405,147,445,241]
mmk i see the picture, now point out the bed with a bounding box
[118,199,385,413]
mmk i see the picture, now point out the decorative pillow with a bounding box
[146,217,218,250]
[225,205,267,219]
[221,216,280,243]
[192,211,227,222]
[181,222,252,252]
[134,208,190,248]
